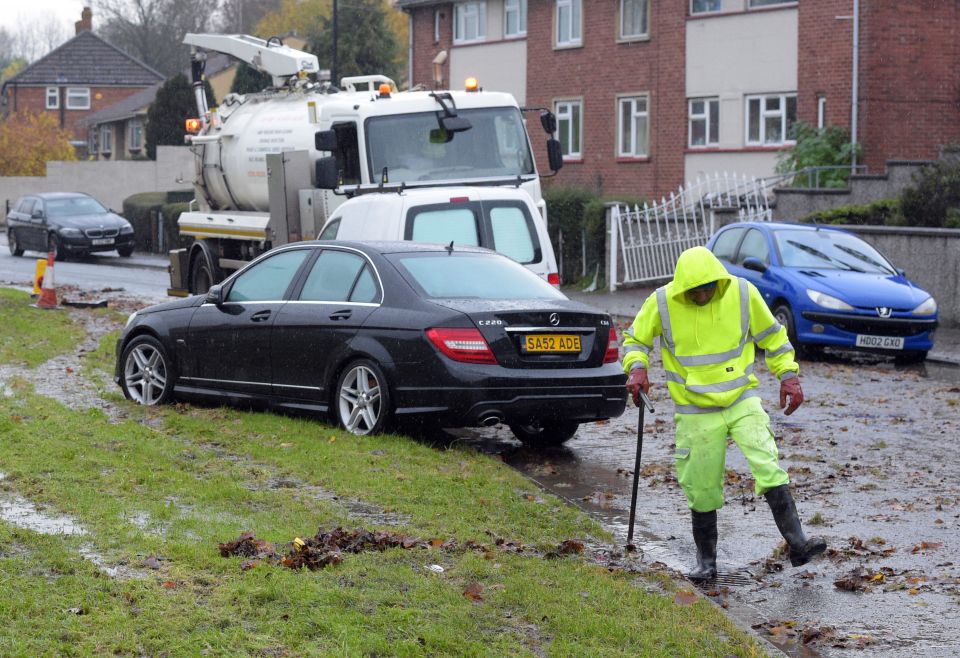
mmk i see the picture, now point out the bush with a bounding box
[776,122,859,189]
[898,156,960,228]
[802,198,901,226]
[544,187,646,287]
[122,191,194,253]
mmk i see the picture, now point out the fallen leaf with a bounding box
[673,590,697,606]
[463,582,484,601]
[162,581,177,589]
[240,560,258,571]
[912,541,943,553]
[142,555,161,570]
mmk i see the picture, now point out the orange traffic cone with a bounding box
[35,250,58,309]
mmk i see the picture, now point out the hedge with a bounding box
[801,198,901,226]
[122,191,194,253]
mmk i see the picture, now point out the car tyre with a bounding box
[190,251,220,294]
[48,233,66,261]
[894,350,928,365]
[8,230,23,257]
[120,335,176,406]
[117,245,134,257]
[508,420,580,448]
[335,359,392,435]
[772,303,809,358]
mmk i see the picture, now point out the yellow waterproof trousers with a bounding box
[674,396,789,512]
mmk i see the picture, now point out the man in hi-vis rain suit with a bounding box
[622,246,826,580]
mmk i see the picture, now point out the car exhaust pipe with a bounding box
[479,413,503,427]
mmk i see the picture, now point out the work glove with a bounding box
[626,368,650,406]
[779,377,804,416]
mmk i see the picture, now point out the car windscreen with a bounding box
[45,196,108,218]
[774,229,896,274]
[390,252,565,300]
[365,107,535,183]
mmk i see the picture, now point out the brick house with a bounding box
[397,0,960,199]
[0,7,164,158]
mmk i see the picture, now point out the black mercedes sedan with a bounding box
[115,241,627,446]
[6,192,135,260]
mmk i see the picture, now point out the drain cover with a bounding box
[693,570,756,588]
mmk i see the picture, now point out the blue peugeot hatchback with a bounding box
[706,222,937,361]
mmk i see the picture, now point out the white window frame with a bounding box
[504,0,527,38]
[454,2,486,44]
[688,97,719,148]
[619,0,649,40]
[554,99,582,160]
[65,87,90,110]
[617,95,650,158]
[749,0,796,7]
[556,0,582,47]
[691,0,722,15]
[745,93,797,146]
[45,87,59,110]
[100,125,112,154]
[128,119,143,151]
[817,96,827,129]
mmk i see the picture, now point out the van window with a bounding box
[319,219,340,240]
[409,207,480,246]
[490,206,535,263]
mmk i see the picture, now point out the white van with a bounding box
[317,186,560,285]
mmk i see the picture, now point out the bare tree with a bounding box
[97,0,224,76]
[0,13,71,65]
[217,0,281,35]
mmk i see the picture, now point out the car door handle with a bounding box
[250,310,272,322]
[329,309,352,321]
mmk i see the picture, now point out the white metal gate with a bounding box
[608,173,774,291]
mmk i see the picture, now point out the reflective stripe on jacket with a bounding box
[621,246,799,412]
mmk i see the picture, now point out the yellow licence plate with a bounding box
[523,334,581,353]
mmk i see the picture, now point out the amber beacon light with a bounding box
[185,118,202,134]
[465,77,479,92]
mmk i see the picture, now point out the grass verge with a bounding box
[0,288,86,367]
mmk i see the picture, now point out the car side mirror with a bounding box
[31,210,44,220]
[896,267,906,276]
[546,138,564,173]
[315,156,339,190]
[741,257,768,273]
[205,284,224,305]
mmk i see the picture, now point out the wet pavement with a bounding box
[452,351,960,657]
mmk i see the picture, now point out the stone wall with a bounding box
[0,146,194,216]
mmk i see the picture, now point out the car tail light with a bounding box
[547,272,560,287]
[604,327,620,364]
[426,327,497,364]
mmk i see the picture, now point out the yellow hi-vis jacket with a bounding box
[621,246,799,414]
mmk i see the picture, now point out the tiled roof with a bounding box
[7,31,164,86]
[79,82,162,127]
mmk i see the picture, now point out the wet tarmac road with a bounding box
[452,353,960,657]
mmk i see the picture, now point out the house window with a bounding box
[691,0,722,14]
[749,0,796,7]
[45,87,59,110]
[620,0,649,39]
[746,93,797,145]
[556,0,582,47]
[128,119,143,151]
[505,0,527,37]
[454,2,486,43]
[689,98,719,147]
[66,87,90,110]
[100,125,112,154]
[554,100,582,159]
[618,95,649,157]
[817,96,826,129]
[88,129,98,155]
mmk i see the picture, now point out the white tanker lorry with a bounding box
[168,34,563,295]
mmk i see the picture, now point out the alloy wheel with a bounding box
[338,364,382,435]
[124,343,169,405]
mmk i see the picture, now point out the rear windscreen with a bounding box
[391,253,565,300]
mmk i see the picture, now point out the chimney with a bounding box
[75,6,92,35]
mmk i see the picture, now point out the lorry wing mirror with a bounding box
[540,111,557,135]
[205,284,224,305]
[546,138,564,173]
[315,156,340,189]
[315,129,338,152]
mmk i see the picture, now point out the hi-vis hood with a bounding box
[669,246,736,304]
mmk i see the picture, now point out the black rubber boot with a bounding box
[764,484,827,567]
[688,509,718,581]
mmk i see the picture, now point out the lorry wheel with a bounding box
[508,420,579,448]
[8,230,23,257]
[190,252,220,294]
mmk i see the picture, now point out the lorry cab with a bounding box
[318,187,560,285]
